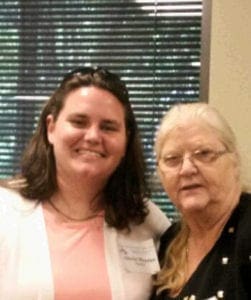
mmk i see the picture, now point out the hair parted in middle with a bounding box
[13,67,149,230]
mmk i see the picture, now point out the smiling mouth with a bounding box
[76,149,105,158]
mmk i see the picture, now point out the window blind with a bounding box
[0,0,202,219]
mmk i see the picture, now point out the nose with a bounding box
[178,154,198,175]
[84,125,101,143]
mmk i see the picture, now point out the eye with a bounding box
[101,121,120,132]
[162,154,182,167]
[193,149,216,162]
[69,117,88,127]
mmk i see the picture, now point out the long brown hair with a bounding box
[10,67,149,229]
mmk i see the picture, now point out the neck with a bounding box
[188,208,231,240]
[57,171,107,196]
[49,174,106,222]
[185,189,240,237]
[47,198,101,222]
[48,187,104,222]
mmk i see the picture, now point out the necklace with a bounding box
[47,199,100,222]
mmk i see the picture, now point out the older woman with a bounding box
[151,102,251,299]
[0,67,170,299]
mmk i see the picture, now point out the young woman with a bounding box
[0,67,170,300]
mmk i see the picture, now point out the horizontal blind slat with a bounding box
[0,0,202,217]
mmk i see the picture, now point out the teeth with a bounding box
[77,149,103,157]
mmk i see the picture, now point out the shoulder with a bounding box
[223,193,251,266]
[0,186,37,217]
[235,193,251,232]
[0,187,21,232]
[233,193,251,242]
[0,186,20,209]
[117,201,171,242]
[239,192,251,212]
[160,222,180,241]
[158,222,181,260]
[143,200,171,235]
[231,194,251,294]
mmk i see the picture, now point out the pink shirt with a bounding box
[43,207,112,300]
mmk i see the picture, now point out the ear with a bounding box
[46,114,56,145]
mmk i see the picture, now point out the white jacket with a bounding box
[0,186,170,300]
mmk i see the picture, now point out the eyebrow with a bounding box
[68,113,123,126]
[101,119,123,128]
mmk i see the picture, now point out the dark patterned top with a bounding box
[151,193,251,300]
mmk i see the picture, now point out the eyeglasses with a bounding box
[62,66,117,83]
[158,148,229,172]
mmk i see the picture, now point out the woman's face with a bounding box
[47,86,127,184]
[158,120,240,216]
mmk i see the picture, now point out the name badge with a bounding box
[118,238,160,274]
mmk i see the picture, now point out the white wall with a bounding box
[208,0,251,183]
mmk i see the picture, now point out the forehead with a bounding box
[60,86,125,119]
[161,120,223,151]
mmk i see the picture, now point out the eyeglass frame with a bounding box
[60,66,129,98]
[158,148,230,172]
[62,66,119,83]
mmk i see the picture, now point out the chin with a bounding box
[71,166,98,177]
[178,195,209,213]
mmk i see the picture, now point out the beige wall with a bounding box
[206,0,251,183]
